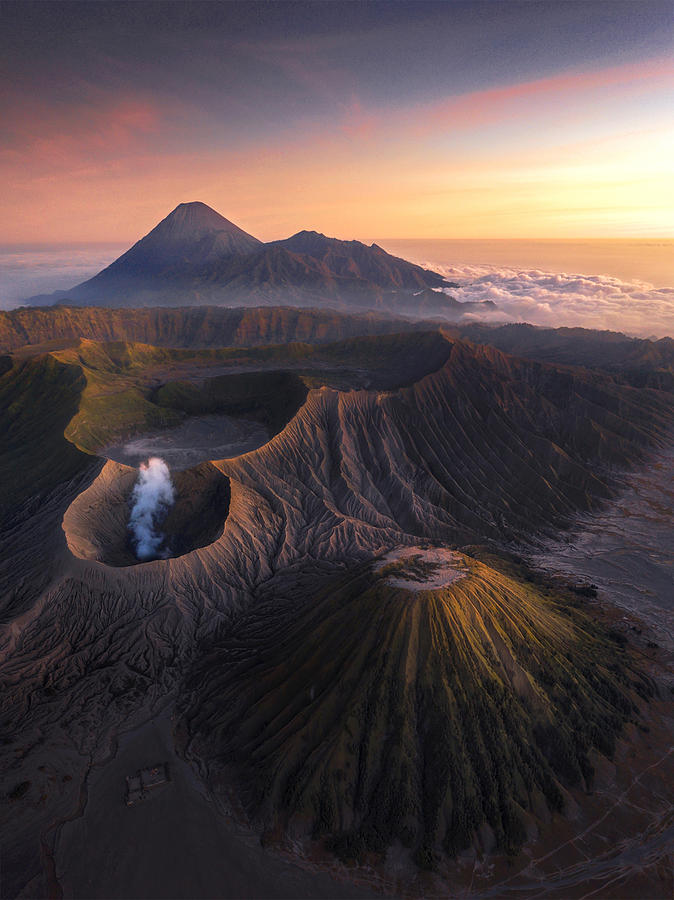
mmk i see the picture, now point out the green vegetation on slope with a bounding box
[0,332,453,508]
[47,332,452,452]
[183,552,650,867]
[0,354,92,512]
[51,340,312,451]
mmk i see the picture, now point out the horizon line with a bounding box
[2,235,674,248]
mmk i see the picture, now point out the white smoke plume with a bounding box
[426,263,674,338]
[128,457,175,560]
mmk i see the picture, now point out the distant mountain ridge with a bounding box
[0,305,424,353]
[24,202,486,318]
[2,305,671,390]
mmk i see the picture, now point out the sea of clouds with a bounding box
[0,245,125,307]
[431,263,674,338]
[0,246,672,338]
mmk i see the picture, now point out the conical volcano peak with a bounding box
[151,201,262,247]
[80,201,263,283]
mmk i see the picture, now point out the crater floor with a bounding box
[63,460,231,566]
[100,414,270,470]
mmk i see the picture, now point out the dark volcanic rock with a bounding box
[269,230,447,290]
[29,202,263,307]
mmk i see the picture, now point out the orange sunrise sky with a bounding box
[2,1,673,243]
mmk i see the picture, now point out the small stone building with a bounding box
[125,763,169,805]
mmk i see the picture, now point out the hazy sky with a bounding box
[2,0,673,242]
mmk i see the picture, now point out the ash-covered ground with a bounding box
[101,414,270,470]
[529,442,674,653]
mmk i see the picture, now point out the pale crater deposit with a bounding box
[375,546,468,591]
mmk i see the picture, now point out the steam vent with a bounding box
[63,460,230,566]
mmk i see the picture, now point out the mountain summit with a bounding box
[135,202,263,260]
[26,201,478,317]
[85,202,263,280]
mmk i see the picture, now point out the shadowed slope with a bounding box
[220,344,671,549]
[455,323,674,389]
[270,231,448,289]
[32,203,263,307]
[0,354,92,511]
[94,202,263,272]
[22,202,457,311]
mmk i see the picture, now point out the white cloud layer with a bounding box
[429,263,674,338]
[0,247,672,338]
[0,246,125,306]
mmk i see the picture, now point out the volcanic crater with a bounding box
[63,459,231,566]
[1,312,673,900]
[55,341,319,566]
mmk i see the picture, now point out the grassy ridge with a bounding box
[0,332,451,508]
[48,333,452,452]
[0,354,92,510]
[51,340,313,451]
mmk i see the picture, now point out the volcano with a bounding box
[184,549,652,863]
[33,202,263,307]
[24,202,480,316]
[97,201,264,269]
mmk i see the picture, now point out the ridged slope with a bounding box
[183,552,650,862]
[221,342,671,549]
[1,333,671,893]
[0,305,419,353]
[270,230,448,290]
[456,323,674,389]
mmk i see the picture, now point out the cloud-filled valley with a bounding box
[0,242,672,338]
[430,262,674,337]
[0,245,125,306]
